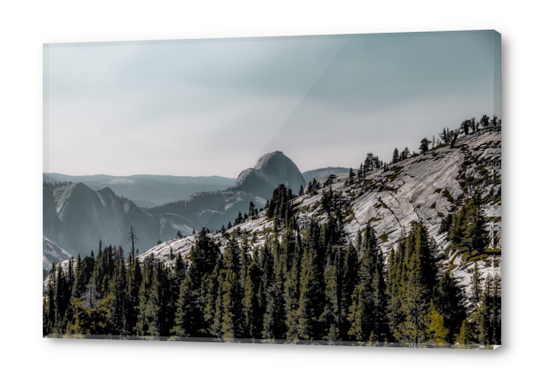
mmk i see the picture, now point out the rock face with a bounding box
[232,168,276,198]
[234,151,307,197]
[43,237,72,272]
[43,182,162,259]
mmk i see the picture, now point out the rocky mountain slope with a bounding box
[43,182,162,260]
[43,237,72,273]
[135,128,501,293]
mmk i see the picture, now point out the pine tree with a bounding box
[472,275,500,348]
[491,275,502,345]
[295,221,325,341]
[106,246,127,336]
[419,138,430,155]
[392,223,438,346]
[171,274,199,338]
[400,147,410,161]
[44,274,56,335]
[261,239,286,342]
[242,260,259,340]
[209,260,225,338]
[53,264,68,333]
[347,223,387,344]
[433,270,466,342]
[202,256,223,336]
[125,256,142,333]
[127,226,137,260]
[135,256,155,337]
[284,244,301,341]
[392,148,399,163]
[320,255,340,343]
[221,238,243,340]
[71,255,84,299]
[425,308,449,347]
[339,243,358,339]
[221,269,242,341]
[395,250,428,347]
[386,246,403,336]
[448,198,489,261]
[455,320,474,348]
[469,262,482,308]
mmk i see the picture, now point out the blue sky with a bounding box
[44,30,500,177]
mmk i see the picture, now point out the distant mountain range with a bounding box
[43,173,236,207]
[43,151,308,267]
[302,167,351,183]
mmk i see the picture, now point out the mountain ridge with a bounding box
[44,151,308,264]
[43,173,236,207]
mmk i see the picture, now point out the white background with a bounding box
[0,1,539,378]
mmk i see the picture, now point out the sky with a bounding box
[44,30,501,178]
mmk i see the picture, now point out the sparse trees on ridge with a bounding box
[419,138,430,155]
[392,148,399,163]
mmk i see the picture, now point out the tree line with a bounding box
[43,180,74,189]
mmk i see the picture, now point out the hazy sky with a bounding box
[44,30,501,178]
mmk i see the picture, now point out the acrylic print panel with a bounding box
[43,30,501,349]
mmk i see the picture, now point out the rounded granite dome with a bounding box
[234,151,306,197]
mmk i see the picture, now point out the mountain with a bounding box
[43,173,236,207]
[234,151,306,197]
[43,182,162,259]
[146,151,305,231]
[302,167,351,183]
[43,151,306,261]
[135,127,501,292]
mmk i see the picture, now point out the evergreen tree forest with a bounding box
[44,188,501,348]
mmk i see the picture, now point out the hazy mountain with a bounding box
[147,151,305,231]
[43,182,162,259]
[43,173,236,207]
[43,151,305,260]
[302,167,351,183]
[234,151,306,197]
